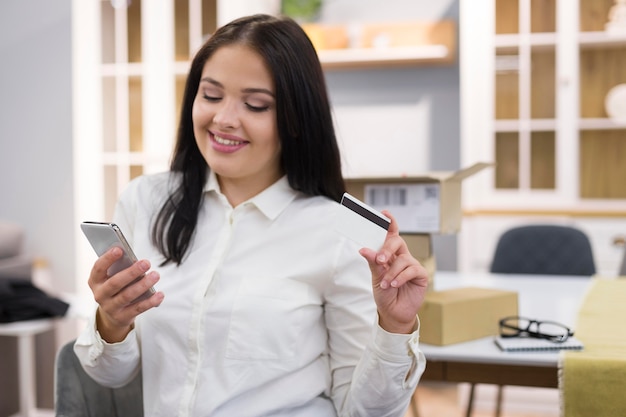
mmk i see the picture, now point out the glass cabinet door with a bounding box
[98,0,218,219]
[579,0,626,200]
[493,0,557,193]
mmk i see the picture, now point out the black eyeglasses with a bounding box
[499,316,574,343]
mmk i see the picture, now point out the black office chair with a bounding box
[465,224,596,417]
[619,244,626,277]
[490,224,596,276]
[55,339,143,417]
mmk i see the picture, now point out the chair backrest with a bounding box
[55,340,143,417]
[619,246,626,277]
[490,224,596,276]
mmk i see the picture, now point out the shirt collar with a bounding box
[203,170,297,220]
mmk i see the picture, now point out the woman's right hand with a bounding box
[88,246,164,343]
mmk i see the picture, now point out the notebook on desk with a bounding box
[494,336,584,352]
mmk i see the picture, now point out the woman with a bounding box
[75,14,428,417]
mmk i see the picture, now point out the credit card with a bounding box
[334,192,391,250]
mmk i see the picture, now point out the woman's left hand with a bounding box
[359,210,429,334]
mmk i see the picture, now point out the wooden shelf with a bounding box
[495,32,557,50]
[494,118,626,132]
[306,20,456,70]
[318,45,452,69]
[494,119,556,132]
[494,31,626,52]
[579,31,626,48]
[579,118,626,130]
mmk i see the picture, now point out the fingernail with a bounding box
[390,280,398,288]
[147,271,159,283]
[377,254,386,263]
[139,260,150,271]
[380,280,389,289]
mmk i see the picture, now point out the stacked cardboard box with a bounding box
[345,162,492,287]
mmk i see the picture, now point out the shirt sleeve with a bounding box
[73,306,142,388]
[345,318,425,417]
[325,237,426,417]
[73,176,145,388]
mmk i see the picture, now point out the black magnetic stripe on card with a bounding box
[341,197,390,231]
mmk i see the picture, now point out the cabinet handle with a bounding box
[612,235,626,247]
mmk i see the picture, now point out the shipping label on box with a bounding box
[364,183,441,233]
[344,162,492,234]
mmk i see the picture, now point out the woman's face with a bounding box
[192,44,282,199]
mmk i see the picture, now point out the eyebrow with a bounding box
[200,77,275,97]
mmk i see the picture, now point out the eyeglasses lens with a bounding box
[500,318,529,335]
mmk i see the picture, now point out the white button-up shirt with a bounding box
[75,171,425,417]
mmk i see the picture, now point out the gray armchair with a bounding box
[55,339,143,417]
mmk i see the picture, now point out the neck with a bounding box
[217,173,282,207]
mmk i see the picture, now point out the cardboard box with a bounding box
[344,162,492,234]
[403,234,435,290]
[418,287,518,346]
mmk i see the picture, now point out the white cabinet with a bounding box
[459,0,626,276]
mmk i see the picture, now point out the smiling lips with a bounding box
[211,133,249,153]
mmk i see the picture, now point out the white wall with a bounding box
[0,0,75,292]
[0,0,73,413]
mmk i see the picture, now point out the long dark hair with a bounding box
[152,14,345,266]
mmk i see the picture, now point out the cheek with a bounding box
[192,100,210,137]
[191,98,203,125]
[262,116,279,146]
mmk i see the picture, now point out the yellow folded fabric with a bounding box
[559,278,626,417]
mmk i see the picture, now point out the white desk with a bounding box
[0,319,56,417]
[420,271,592,388]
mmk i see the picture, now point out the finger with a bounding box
[377,252,427,289]
[376,211,410,264]
[375,234,405,267]
[105,259,151,296]
[359,247,377,265]
[386,258,425,289]
[112,289,165,324]
[381,210,400,236]
[125,290,165,317]
[89,247,124,287]
[116,270,161,307]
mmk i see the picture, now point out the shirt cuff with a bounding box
[75,306,137,367]
[372,314,421,362]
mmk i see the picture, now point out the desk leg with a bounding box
[16,333,37,417]
[465,383,475,417]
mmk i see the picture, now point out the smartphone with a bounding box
[80,221,156,302]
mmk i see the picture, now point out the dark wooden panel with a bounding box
[422,360,445,380]
[422,360,558,388]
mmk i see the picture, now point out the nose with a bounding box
[212,100,240,129]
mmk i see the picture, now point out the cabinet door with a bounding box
[462,0,626,208]
[461,0,568,210]
[495,0,558,192]
[579,0,626,200]
[95,0,219,219]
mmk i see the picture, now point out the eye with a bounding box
[246,103,270,112]
[203,94,221,102]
